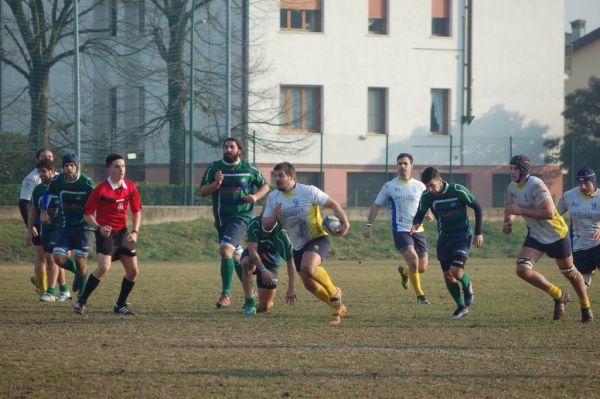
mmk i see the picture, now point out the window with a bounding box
[110,0,118,36]
[368,0,388,34]
[347,172,388,207]
[432,0,450,36]
[431,88,449,134]
[280,0,322,32]
[492,174,511,207]
[280,86,322,132]
[368,88,387,134]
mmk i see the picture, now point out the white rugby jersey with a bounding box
[263,183,329,251]
[374,177,425,232]
[19,168,41,201]
[506,175,568,244]
[556,187,600,251]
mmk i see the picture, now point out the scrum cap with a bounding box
[509,154,532,177]
[62,153,78,168]
[576,167,596,186]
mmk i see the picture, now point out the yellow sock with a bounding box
[580,297,591,309]
[408,271,425,297]
[311,283,333,307]
[400,267,409,277]
[35,271,47,293]
[546,284,562,300]
[312,266,337,297]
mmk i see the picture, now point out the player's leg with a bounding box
[40,251,59,302]
[295,244,332,305]
[256,267,278,313]
[449,237,474,307]
[556,255,591,323]
[74,231,110,314]
[114,251,138,315]
[216,221,247,308]
[240,253,257,315]
[33,244,47,296]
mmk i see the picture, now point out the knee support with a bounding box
[517,257,534,269]
[560,265,579,281]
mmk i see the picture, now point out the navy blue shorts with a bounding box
[393,231,428,255]
[256,266,279,290]
[437,235,472,271]
[573,244,600,274]
[293,236,330,272]
[41,230,56,253]
[32,224,42,246]
[523,235,572,259]
[217,219,247,248]
[53,229,94,258]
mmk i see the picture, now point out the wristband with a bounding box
[131,230,139,235]
[365,221,372,228]
[258,266,266,273]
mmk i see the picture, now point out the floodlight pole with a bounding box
[73,0,81,157]
[188,0,196,206]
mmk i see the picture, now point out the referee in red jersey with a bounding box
[74,154,142,315]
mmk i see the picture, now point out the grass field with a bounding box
[1,258,599,398]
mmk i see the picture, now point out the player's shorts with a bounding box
[217,219,248,249]
[437,235,472,271]
[53,229,94,258]
[95,228,136,261]
[41,230,56,253]
[256,266,279,290]
[32,223,42,246]
[293,236,330,272]
[523,234,572,259]
[393,231,427,255]
[573,244,600,274]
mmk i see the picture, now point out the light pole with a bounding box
[73,0,81,158]
[188,0,196,206]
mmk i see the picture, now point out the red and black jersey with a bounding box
[84,177,141,230]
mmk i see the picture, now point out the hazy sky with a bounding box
[565,0,600,33]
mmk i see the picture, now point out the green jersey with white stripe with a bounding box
[44,173,95,230]
[415,182,477,237]
[201,159,267,227]
[246,217,293,268]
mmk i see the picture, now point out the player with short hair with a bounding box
[504,155,592,323]
[41,153,95,300]
[26,159,71,302]
[19,148,54,295]
[200,137,270,308]
[240,216,297,315]
[262,162,350,325]
[74,153,142,315]
[557,168,600,293]
[363,153,431,304]
[412,167,484,319]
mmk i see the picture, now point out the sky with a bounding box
[565,0,600,33]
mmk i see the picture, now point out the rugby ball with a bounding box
[323,215,342,234]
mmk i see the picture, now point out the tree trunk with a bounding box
[167,54,187,185]
[28,64,50,150]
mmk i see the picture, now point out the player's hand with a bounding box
[274,203,283,220]
[260,269,274,286]
[506,203,521,216]
[593,230,600,241]
[215,170,224,186]
[31,225,39,238]
[410,224,421,234]
[502,222,512,235]
[243,194,257,203]
[127,231,138,243]
[363,225,372,238]
[286,288,297,305]
[473,234,484,248]
[100,225,112,237]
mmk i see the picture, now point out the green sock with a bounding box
[457,271,471,290]
[46,287,57,295]
[245,297,255,308]
[75,272,88,296]
[60,284,69,293]
[234,262,243,282]
[63,257,77,273]
[446,280,465,307]
[220,258,234,296]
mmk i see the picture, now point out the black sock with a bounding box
[116,277,135,307]
[79,274,100,305]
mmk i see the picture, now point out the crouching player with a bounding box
[240,216,297,315]
[74,154,142,315]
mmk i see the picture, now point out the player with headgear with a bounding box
[557,167,600,305]
[504,155,592,323]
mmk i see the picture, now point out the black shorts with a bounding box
[95,228,136,261]
[573,244,600,274]
[41,230,56,253]
[437,235,472,271]
[293,236,330,272]
[393,231,428,255]
[523,235,572,259]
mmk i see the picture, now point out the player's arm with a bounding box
[323,197,350,236]
[555,195,568,216]
[19,199,31,227]
[363,203,381,238]
[261,199,280,232]
[506,197,554,220]
[285,258,297,304]
[26,205,38,245]
[467,200,484,248]
[248,242,274,286]
[200,167,223,197]
[128,211,141,243]
[18,175,36,226]
[411,198,428,233]
[244,183,270,204]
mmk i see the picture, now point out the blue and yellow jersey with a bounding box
[556,186,600,251]
[374,177,426,233]
[507,175,568,244]
[263,183,329,251]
